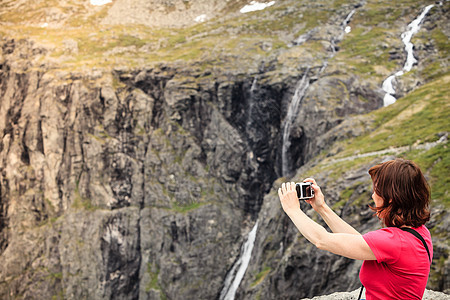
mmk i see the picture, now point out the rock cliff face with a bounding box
[0,0,448,299]
[0,40,381,299]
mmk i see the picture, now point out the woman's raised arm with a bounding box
[303,178,360,235]
[278,182,375,261]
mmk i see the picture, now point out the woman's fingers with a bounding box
[303,178,316,185]
[280,182,298,193]
[304,178,320,192]
[279,182,299,199]
[279,181,301,213]
[281,182,294,194]
[278,187,283,197]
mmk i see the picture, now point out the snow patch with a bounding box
[240,1,275,14]
[195,14,207,23]
[90,0,112,6]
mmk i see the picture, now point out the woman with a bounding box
[278,158,432,299]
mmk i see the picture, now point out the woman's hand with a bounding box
[303,178,326,210]
[278,182,300,216]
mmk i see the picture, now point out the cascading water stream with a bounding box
[281,8,358,176]
[342,9,356,34]
[281,69,309,176]
[319,9,356,73]
[219,222,259,300]
[382,4,434,106]
[250,76,258,93]
[246,77,258,128]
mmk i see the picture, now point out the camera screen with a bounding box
[296,182,314,199]
[302,184,311,198]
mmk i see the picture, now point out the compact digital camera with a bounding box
[295,182,314,200]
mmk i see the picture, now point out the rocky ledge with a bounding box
[302,289,450,300]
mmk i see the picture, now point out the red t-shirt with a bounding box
[360,225,432,300]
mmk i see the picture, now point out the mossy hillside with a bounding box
[338,74,449,155]
[0,0,60,24]
[1,3,284,68]
[356,0,428,26]
[412,27,450,81]
[406,144,449,204]
[337,26,399,79]
[2,0,443,75]
[0,0,370,71]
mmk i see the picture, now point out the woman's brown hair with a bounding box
[368,158,430,228]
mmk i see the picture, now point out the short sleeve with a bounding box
[363,228,402,264]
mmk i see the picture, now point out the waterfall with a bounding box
[219,222,259,300]
[319,9,356,73]
[342,9,356,34]
[250,76,258,93]
[246,77,258,128]
[282,9,357,175]
[281,69,309,176]
[382,4,434,106]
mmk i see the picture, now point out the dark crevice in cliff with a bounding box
[136,153,146,298]
[100,216,141,299]
[208,75,285,216]
[21,121,31,165]
[36,119,44,155]
[0,180,7,255]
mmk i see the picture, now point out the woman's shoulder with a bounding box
[367,226,418,240]
[363,227,404,263]
[375,225,429,234]
[413,225,431,237]
[366,225,431,241]
[364,226,402,241]
[412,225,433,248]
[371,226,401,235]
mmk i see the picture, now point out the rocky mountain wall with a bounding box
[0,34,384,298]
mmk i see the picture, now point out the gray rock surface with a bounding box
[301,289,450,300]
[102,0,232,28]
